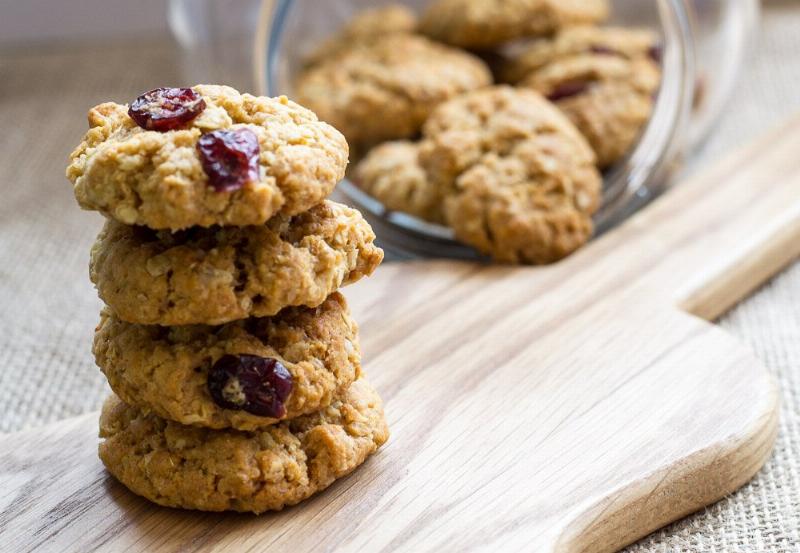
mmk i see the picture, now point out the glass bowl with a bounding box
[168,0,758,259]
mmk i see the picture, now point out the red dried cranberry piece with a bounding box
[128,87,206,132]
[197,128,260,192]
[207,354,293,418]
[589,45,617,56]
[648,44,663,64]
[546,80,591,102]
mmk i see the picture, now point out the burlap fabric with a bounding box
[0,3,797,549]
[625,5,800,548]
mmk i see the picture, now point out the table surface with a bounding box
[1,3,798,550]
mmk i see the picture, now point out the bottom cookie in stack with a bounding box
[99,379,388,513]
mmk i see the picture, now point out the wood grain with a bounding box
[2,114,799,552]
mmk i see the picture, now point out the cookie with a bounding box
[419,0,609,49]
[95,292,360,431]
[354,140,444,224]
[98,378,389,513]
[304,4,417,67]
[67,84,348,230]
[500,25,661,84]
[521,54,661,167]
[295,34,492,149]
[420,86,602,264]
[90,201,383,326]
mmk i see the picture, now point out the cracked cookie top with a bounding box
[95,292,361,431]
[506,27,661,168]
[98,378,389,513]
[90,200,383,325]
[500,26,661,84]
[295,34,492,149]
[67,84,349,230]
[419,0,609,49]
[419,86,602,263]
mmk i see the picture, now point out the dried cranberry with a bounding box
[589,45,617,56]
[196,128,260,192]
[207,354,293,418]
[128,87,206,132]
[648,44,663,64]
[546,80,591,102]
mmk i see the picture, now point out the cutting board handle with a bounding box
[579,115,800,320]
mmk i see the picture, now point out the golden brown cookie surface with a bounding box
[501,26,662,167]
[521,54,661,168]
[67,85,348,230]
[420,86,602,264]
[295,34,491,149]
[98,378,389,513]
[304,4,417,67]
[354,140,445,224]
[500,25,660,83]
[95,293,361,431]
[419,0,609,49]
[90,201,383,326]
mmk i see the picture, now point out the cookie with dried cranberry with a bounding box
[354,140,444,224]
[67,84,348,230]
[95,292,360,431]
[304,4,417,67]
[419,0,609,49]
[98,378,389,513]
[90,201,383,326]
[500,26,660,84]
[521,54,661,168]
[420,86,602,264]
[499,26,662,167]
[295,34,492,149]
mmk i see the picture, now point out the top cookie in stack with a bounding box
[66,84,388,513]
[68,84,349,231]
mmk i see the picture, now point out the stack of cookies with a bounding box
[66,84,388,513]
[296,2,662,264]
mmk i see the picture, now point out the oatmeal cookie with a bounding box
[67,84,348,230]
[90,201,383,326]
[354,140,444,224]
[295,34,492,148]
[419,0,609,50]
[304,4,417,67]
[98,378,389,513]
[420,86,601,263]
[95,293,360,431]
[521,54,661,167]
[500,26,661,84]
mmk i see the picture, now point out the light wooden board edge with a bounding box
[555,374,780,552]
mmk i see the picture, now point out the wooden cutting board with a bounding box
[3,116,800,553]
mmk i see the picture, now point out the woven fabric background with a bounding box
[0,2,798,550]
